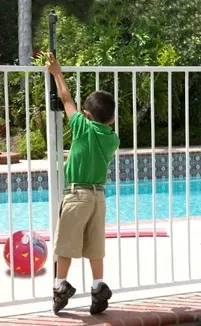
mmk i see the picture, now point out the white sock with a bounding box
[93,279,103,289]
[55,278,66,289]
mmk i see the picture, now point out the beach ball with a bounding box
[3,230,48,275]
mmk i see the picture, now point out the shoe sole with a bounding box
[53,287,76,314]
[90,288,112,315]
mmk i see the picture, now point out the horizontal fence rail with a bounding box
[1,65,201,72]
[0,65,201,315]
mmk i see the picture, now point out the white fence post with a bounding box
[45,71,59,285]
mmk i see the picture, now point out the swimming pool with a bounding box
[0,178,201,233]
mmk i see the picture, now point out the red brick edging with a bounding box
[1,292,201,325]
[0,152,20,165]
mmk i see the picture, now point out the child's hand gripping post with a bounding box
[43,52,77,119]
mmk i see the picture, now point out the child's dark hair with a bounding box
[84,90,115,124]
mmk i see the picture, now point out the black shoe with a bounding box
[90,282,112,315]
[53,280,76,314]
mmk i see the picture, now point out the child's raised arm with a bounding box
[44,52,77,119]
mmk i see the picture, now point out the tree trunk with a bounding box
[18,0,32,65]
[33,106,42,129]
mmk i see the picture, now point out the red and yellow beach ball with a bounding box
[3,230,48,275]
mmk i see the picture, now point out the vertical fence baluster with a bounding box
[114,71,122,288]
[168,72,174,282]
[25,71,35,297]
[4,71,15,300]
[151,72,157,283]
[133,72,140,286]
[185,71,191,280]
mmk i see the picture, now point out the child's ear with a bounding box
[82,109,87,116]
[83,110,94,121]
[108,116,115,125]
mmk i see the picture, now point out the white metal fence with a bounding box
[1,65,201,315]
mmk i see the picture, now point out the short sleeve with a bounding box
[69,112,89,139]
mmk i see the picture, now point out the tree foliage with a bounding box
[1,0,201,151]
[0,0,18,64]
[33,1,183,147]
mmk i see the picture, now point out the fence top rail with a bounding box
[0,65,201,73]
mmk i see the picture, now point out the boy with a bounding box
[45,53,120,315]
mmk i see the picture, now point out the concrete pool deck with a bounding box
[1,219,201,325]
[0,159,49,173]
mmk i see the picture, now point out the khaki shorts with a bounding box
[54,186,106,260]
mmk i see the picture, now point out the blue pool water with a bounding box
[1,178,201,233]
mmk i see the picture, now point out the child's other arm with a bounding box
[44,52,76,119]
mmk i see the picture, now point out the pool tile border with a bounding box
[0,171,48,192]
[1,149,201,191]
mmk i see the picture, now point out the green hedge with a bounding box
[17,130,46,159]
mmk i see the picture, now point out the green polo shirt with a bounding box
[64,112,120,185]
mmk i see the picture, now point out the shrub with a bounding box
[18,130,46,159]
[0,117,5,125]
[0,117,6,136]
[0,143,6,152]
